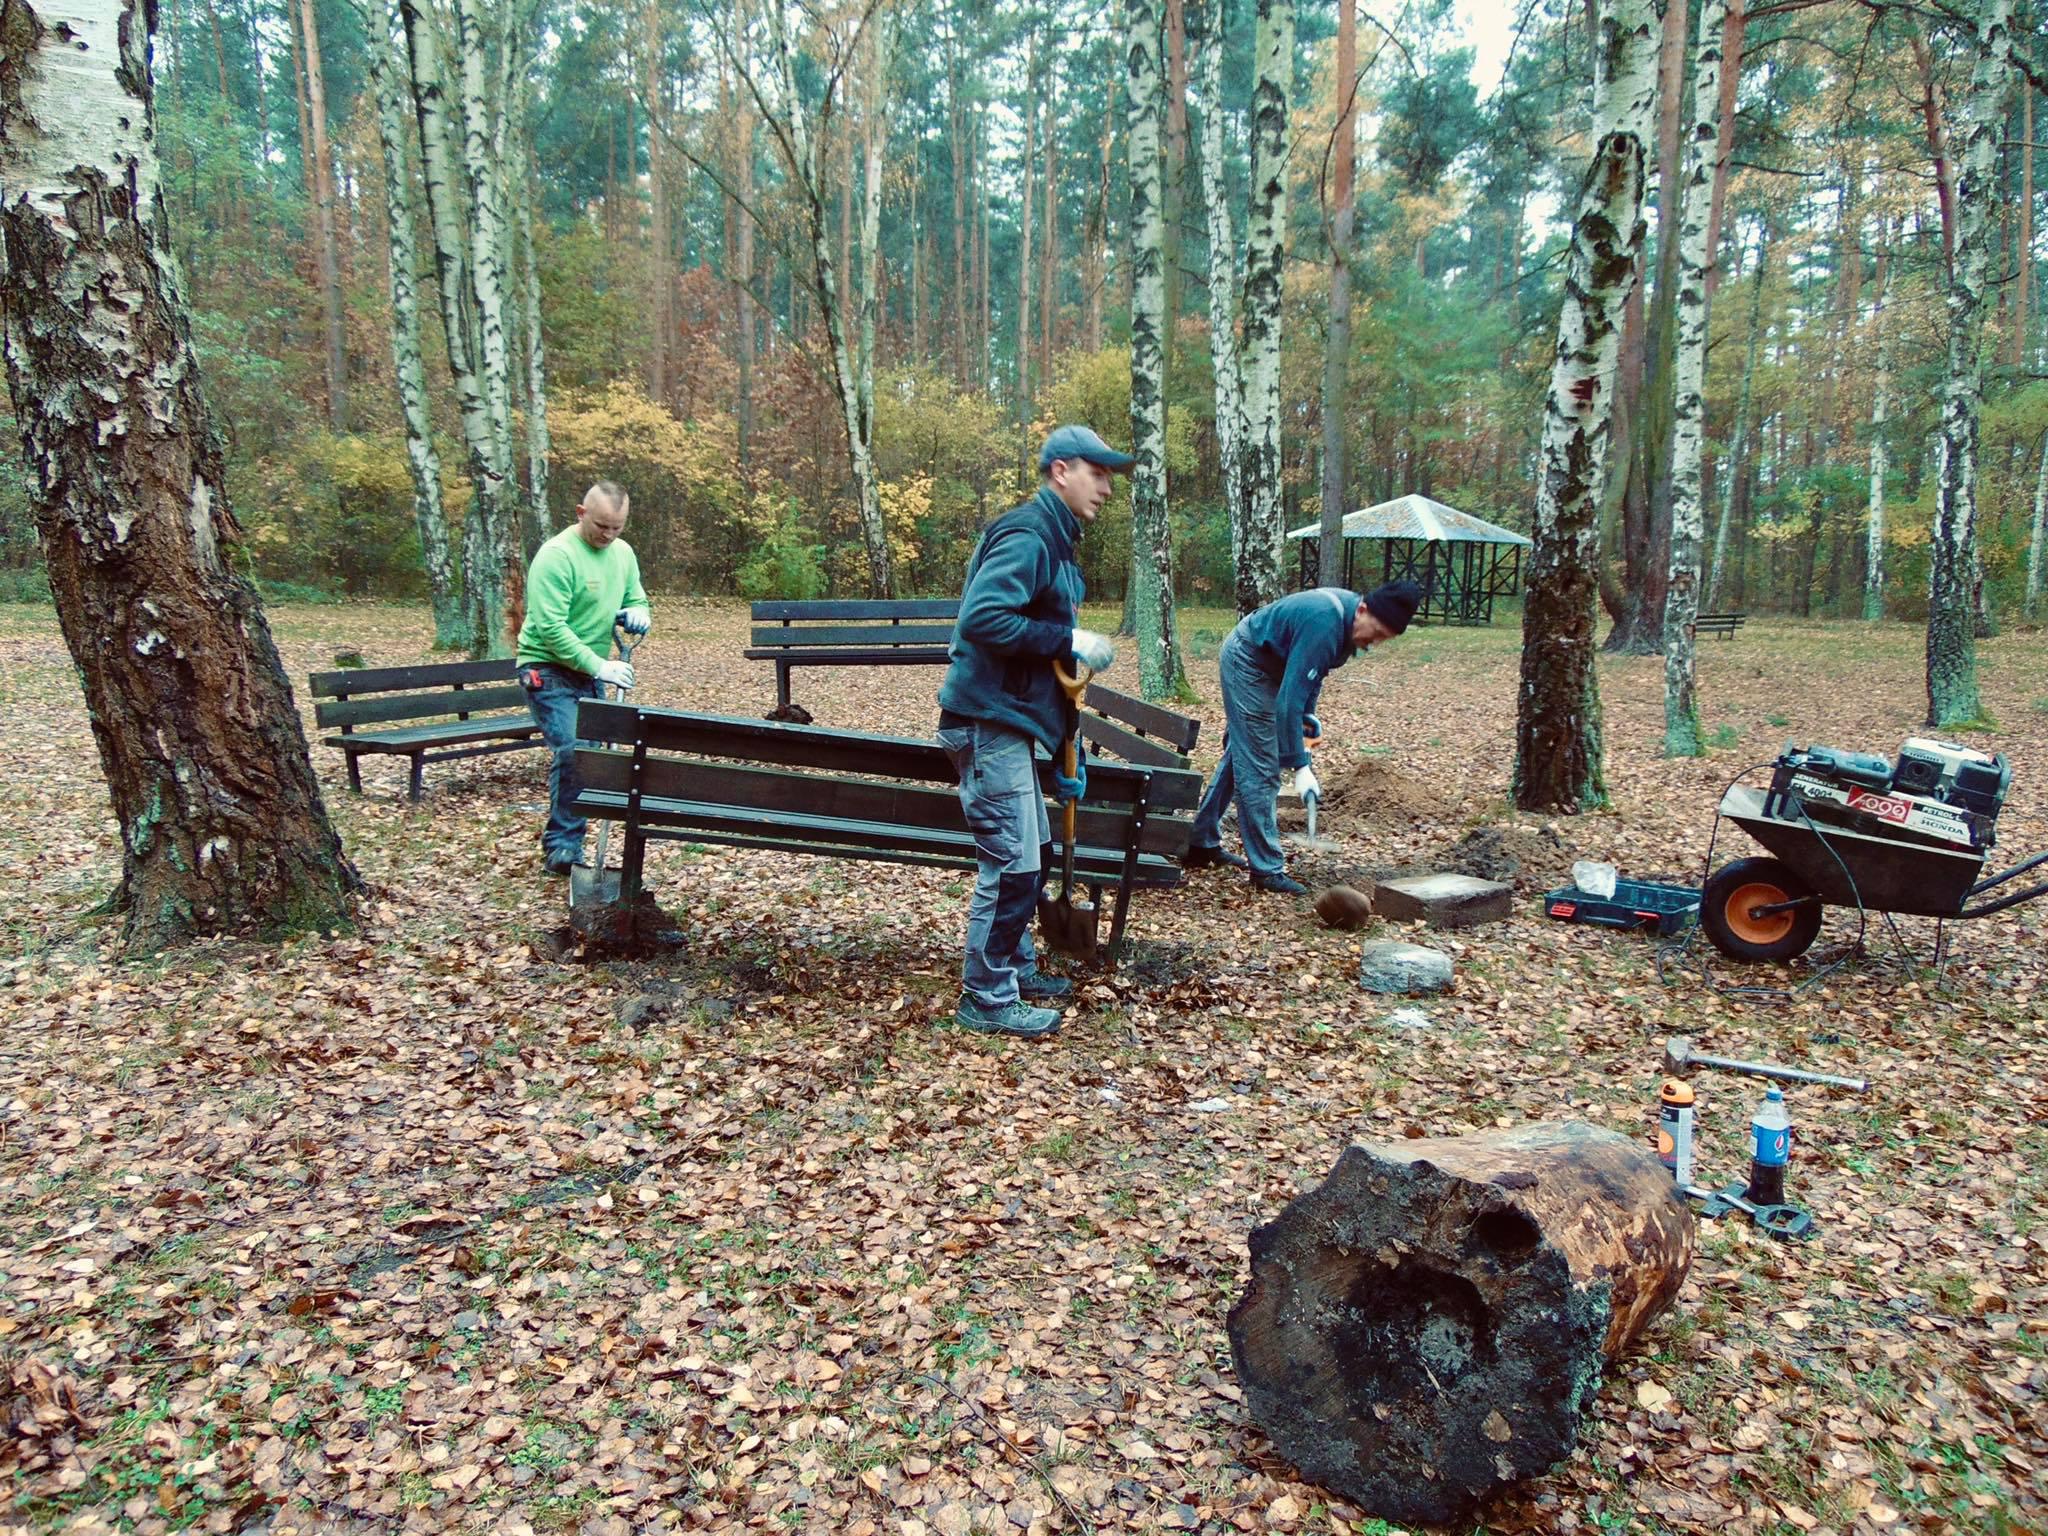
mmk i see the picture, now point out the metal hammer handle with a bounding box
[1664,1036,1868,1092]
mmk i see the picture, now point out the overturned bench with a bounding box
[571,701,1200,957]
[310,659,539,800]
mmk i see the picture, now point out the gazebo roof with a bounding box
[1285,494,1532,548]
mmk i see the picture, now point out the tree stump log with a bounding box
[1227,1121,1694,1526]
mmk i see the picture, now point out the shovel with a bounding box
[1283,731,1341,854]
[569,628,638,909]
[1037,660,1099,961]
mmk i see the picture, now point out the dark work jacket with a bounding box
[1233,586,1363,770]
[936,486,1085,754]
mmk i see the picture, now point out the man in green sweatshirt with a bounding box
[515,482,652,875]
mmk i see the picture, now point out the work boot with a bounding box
[1250,870,1308,895]
[543,848,588,877]
[1183,843,1249,871]
[954,996,1062,1039]
[1016,968,1073,1003]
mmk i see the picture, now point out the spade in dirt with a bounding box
[1038,660,1099,961]
[570,628,639,909]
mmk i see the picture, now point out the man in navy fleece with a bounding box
[1185,579,1423,893]
[935,426,1128,1039]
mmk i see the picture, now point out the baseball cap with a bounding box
[1038,425,1137,473]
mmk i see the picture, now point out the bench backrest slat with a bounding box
[750,599,961,622]
[747,624,956,649]
[316,684,528,729]
[307,659,515,696]
[575,701,1202,812]
[1079,715,1188,769]
[1083,682,1202,753]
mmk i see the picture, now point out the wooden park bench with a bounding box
[1695,611,1747,640]
[745,599,956,711]
[309,659,540,801]
[570,701,1201,958]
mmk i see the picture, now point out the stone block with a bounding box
[1373,872,1513,929]
[1358,940,1455,995]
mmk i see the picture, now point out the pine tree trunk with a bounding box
[1198,4,1246,588]
[1866,246,1893,621]
[643,0,670,406]
[1708,229,1765,608]
[1513,0,1658,814]
[1664,0,1725,758]
[1913,24,1958,280]
[2019,86,2033,370]
[1041,67,1057,376]
[1700,0,1743,305]
[296,0,349,429]
[1927,0,2014,728]
[736,92,755,465]
[1237,0,1293,615]
[362,0,462,648]
[1016,34,1037,431]
[1127,0,1188,698]
[0,0,358,950]
[1318,0,1356,588]
[949,45,969,389]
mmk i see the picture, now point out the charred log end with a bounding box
[1228,1126,1692,1527]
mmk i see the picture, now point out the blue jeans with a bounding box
[938,720,1052,1008]
[521,662,605,860]
[1190,630,1286,877]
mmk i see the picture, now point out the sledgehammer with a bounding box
[1662,1036,1868,1093]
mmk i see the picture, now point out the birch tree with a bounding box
[1864,245,1893,621]
[2027,430,2046,621]
[0,0,357,948]
[1127,0,1188,697]
[295,0,349,428]
[1197,2,1246,569]
[360,0,462,648]
[1236,0,1293,615]
[1661,0,1725,758]
[1512,0,1659,813]
[1926,0,2014,729]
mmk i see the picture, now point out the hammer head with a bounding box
[1663,1036,1695,1075]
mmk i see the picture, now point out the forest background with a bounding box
[2,0,2045,640]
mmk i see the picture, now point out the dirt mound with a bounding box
[1437,823,1578,892]
[1320,755,1460,827]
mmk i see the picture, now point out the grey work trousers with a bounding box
[938,720,1052,1007]
[1189,629,1287,877]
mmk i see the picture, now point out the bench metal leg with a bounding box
[408,754,425,802]
[776,662,792,712]
[621,825,646,900]
[345,752,362,794]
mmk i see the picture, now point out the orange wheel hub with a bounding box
[1724,881,1795,945]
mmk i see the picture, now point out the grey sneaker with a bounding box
[1251,870,1308,895]
[1016,969,1073,1002]
[955,996,1061,1039]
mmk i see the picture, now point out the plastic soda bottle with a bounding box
[1747,1086,1791,1205]
[1656,1079,1696,1187]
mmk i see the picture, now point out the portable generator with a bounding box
[1761,737,2011,855]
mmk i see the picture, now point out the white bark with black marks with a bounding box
[1236,0,1292,615]
[1513,0,1659,813]
[1662,0,1723,758]
[1865,250,1893,622]
[2026,429,2046,621]
[1197,10,1246,591]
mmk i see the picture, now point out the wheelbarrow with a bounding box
[1699,745,2048,962]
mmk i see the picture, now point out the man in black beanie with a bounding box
[1185,579,1423,892]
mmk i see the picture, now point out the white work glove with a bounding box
[618,605,652,636]
[595,659,636,690]
[1069,628,1117,673]
[1292,763,1321,800]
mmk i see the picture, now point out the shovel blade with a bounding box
[1037,892,1100,960]
[569,864,623,908]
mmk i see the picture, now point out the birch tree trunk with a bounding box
[0,0,358,949]
[296,0,349,429]
[1128,0,1188,698]
[1198,9,1246,582]
[1708,228,1765,608]
[1865,247,1893,622]
[1318,0,1356,588]
[1926,0,2014,729]
[1236,0,1293,616]
[2027,429,2047,621]
[1513,0,1659,814]
[361,0,462,648]
[516,170,550,560]
[1663,0,1724,757]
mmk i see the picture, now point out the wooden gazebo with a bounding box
[1287,494,1532,625]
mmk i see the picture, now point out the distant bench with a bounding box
[743,598,1201,768]
[309,659,538,800]
[571,702,1200,958]
[1696,611,1747,640]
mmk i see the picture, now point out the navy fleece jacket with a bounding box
[936,486,1086,754]
[1233,587,1363,770]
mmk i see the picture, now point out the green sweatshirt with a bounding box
[515,525,649,674]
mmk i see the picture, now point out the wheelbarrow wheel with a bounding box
[1701,856,1823,962]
